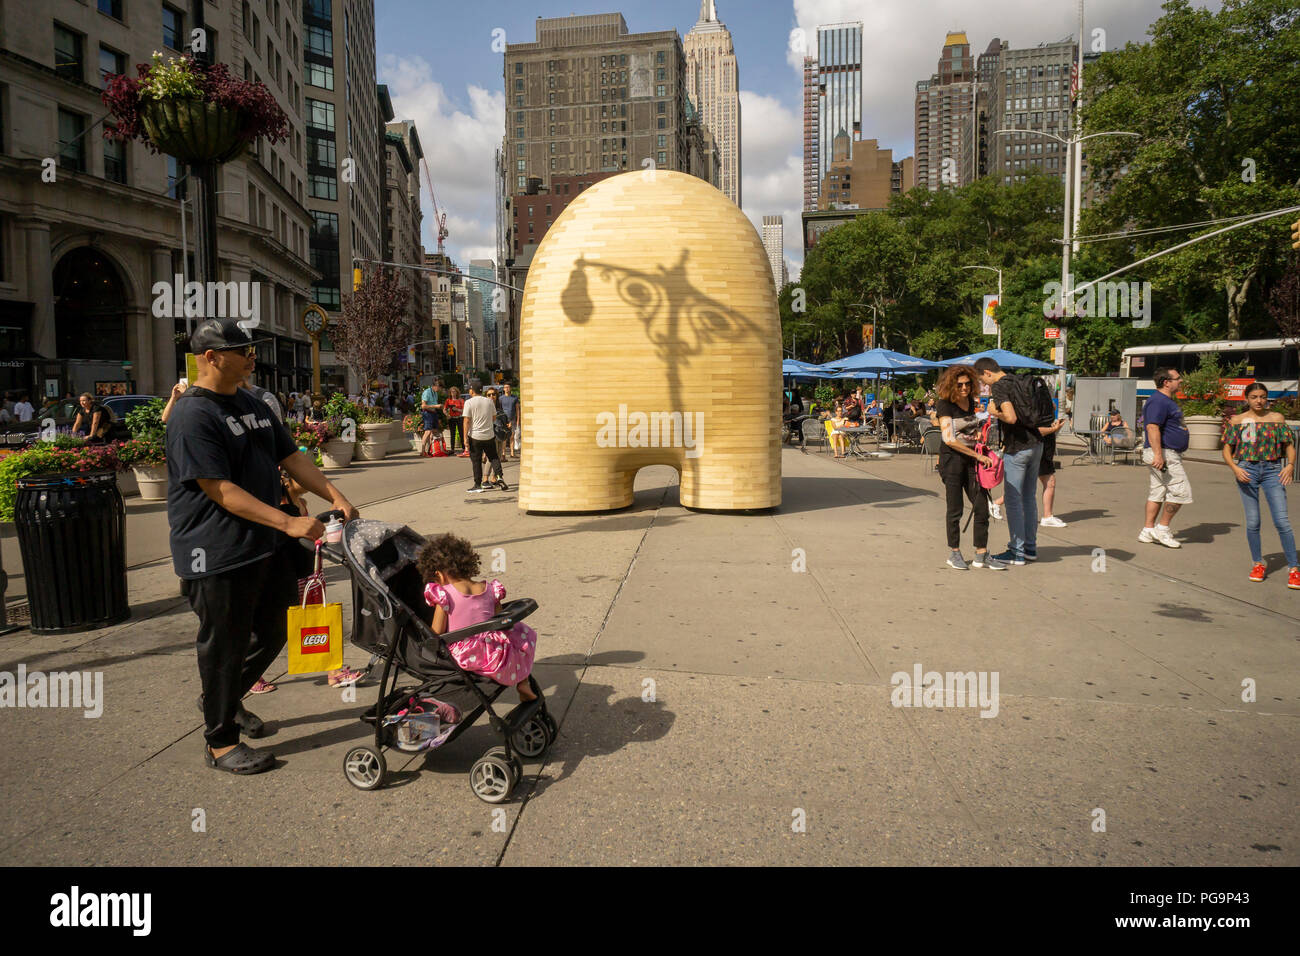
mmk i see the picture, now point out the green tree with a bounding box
[1082,0,1300,339]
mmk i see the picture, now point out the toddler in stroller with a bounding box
[332,519,557,802]
[418,533,539,701]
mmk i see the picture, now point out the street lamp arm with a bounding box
[993,127,1067,145]
[1065,203,1300,299]
[1074,131,1141,144]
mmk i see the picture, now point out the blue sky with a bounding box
[374,0,1204,274]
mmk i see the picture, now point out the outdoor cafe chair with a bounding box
[921,428,943,472]
[801,417,828,454]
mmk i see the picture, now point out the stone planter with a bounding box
[131,464,168,501]
[1185,415,1224,451]
[141,98,247,164]
[320,439,354,469]
[410,438,424,453]
[356,423,389,461]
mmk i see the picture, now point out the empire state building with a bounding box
[684,0,741,206]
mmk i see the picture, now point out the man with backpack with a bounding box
[975,359,1066,565]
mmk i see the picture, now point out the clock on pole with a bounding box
[301,305,330,394]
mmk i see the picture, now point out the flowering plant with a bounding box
[101,52,289,154]
[402,413,423,433]
[291,419,330,449]
[116,436,167,469]
[0,442,125,521]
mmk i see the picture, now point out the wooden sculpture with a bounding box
[518,170,782,512]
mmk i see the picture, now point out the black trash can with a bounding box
[14,470,129,634]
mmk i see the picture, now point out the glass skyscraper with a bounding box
[816,23,863,184]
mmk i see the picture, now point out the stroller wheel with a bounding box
[540,710,558,740]
[486,746,524,784]
[343,745,387,791]
[510,715,553,758]
[470,753,516,803]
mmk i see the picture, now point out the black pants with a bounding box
[448,417,463,451]
[470,436,502,485]
[187,554,297,748]
[941,458,989,551]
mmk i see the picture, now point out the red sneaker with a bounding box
[1289,568,1300,590]
[1249,562,1266,583]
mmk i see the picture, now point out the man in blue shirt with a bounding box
[498,383,519,460]
[1140,367,1193,548]
[419,378,443,457]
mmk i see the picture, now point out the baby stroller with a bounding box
[319,519,557,802]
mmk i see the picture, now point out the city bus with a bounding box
[1120,338,1299,398]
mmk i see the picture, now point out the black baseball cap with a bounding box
[189,318,267,354]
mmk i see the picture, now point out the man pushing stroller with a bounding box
[167,319,359,776]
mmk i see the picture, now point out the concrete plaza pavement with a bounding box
[0,443,1295,865]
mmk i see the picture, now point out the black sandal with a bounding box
[204,743,275,775]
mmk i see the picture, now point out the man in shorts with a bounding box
[419,378,443,457]
[1140,367,1192,548]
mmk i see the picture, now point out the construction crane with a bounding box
[420,156,449,255]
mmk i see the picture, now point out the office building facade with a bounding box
[815,23,863,186]
[802,56,819,210]
[914,32,975,190]
[761,215,785,290]
[0,0,319,398]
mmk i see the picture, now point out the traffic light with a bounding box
[1292,218,1300,251]
[353,267,363,291]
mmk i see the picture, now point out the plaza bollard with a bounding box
[14,471,129,634]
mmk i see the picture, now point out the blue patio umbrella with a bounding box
[939,348,1059,371]
[818,348,946,374]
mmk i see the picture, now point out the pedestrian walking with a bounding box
[167,319,359,775]
[445,387,466,455]
[1222,383,1298,587]
[419,378,443,457]
[934,365,1005,571]
[1139,367,1192,548]
[14,392,34,422]
[498,384,519,460]
[462,382,507,493]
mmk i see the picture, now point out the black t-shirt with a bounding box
[990,376,1040,455]
[75,403,108,431]
[935,397,982,470]
[166,386,298,579]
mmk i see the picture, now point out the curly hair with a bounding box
[936,364,979,404]
[416,533,481,583]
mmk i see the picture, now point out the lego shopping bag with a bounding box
[286,600,343,673]
[286,545,343,674]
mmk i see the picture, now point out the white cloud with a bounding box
[380,54,505,266]
[739,90,806,275]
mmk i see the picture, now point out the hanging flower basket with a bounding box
[140,98,245,165]
[102,53,288,165]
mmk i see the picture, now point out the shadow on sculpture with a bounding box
[559,249,763,504]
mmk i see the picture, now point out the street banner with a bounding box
[982,295,999,336]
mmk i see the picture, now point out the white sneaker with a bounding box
[1140,526,1181,548]
[989,503,1003,520]
[1040,515,1067,528]
[1152,526,1181,548]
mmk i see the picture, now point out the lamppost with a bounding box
[994,126,1139,398]
[960,265,1003,350]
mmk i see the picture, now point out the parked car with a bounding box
[2,394,157,445]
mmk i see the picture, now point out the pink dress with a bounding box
[423,579,537,686]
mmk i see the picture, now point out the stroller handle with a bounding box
[439,598,538,644]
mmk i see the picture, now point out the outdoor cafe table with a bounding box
[836,425,893,459]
